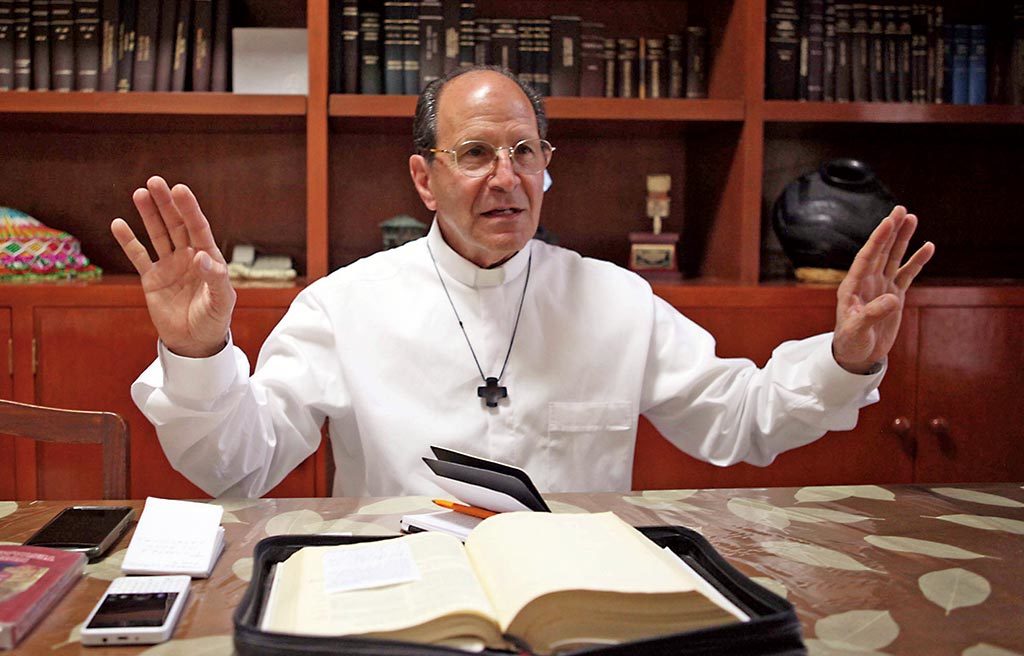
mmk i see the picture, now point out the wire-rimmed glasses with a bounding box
[430,139,555,178]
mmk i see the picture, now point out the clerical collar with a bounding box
[426,218,532,289]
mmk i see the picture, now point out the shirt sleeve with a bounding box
[131,287,347,498]
[639,295,883,467]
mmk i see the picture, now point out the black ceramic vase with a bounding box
[771,158,896,283]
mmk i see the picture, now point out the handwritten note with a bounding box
[323,540,421,594]
[122,497,224,577]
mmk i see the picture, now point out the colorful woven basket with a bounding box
[0,207,102,282]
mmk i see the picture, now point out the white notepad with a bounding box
[121,497,225,578]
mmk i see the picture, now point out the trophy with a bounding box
[628,174,681,281]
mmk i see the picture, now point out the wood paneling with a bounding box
[0,309,13,499]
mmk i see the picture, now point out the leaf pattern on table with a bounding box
[0,502,16,519]
[356,497,435,515]
[805,638,891,655]
[928,514,1024,535]
[762,540,875,571]
[232,556,253,582]
[751,576,788,599]
[546,500,590,514]
[782,507,878,524]
[864,535,990,560]
[962,643,1024,656]
[208,498,263,513]
[139,634,233,655]
[728,498,791,529]
[264,509,325,535]
[623,490,702,511]
[930,488,1024,508]
[84,548,127,580]
[795,485,895,503]
[814,609,900,651]
[50,621,84,649]
[918,567,991,615]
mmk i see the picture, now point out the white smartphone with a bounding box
[80,575,191,646]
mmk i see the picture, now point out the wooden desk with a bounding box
[2,483,1022,655]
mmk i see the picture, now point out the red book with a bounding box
[0,546,85,650]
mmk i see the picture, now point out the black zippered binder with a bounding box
[234,526,806,656]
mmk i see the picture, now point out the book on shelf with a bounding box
[418,0,442,90]
[115,0,137,92]
[0,545,85,650]
[131,0,159,91]
[30,0,49,90]
[668,32,684,98]
[766,0,799,99]
[358,0,381,94]
[98,0,117,90]
[531,17,550,96]
[549,14,579,97]
[381,0,401,93]
[950,22,968,104]
[48,0,73,91]
[456,0,473,68]
[866,2,883,100]
[210,0,229,91]
[440,0,458,73]
[616,37,639,98]
[602,36,615,97]
[0,0,12,90]
[191,0,212,91]
[153,0,176,91]
[472,15,488,65]
[489,17,517,75]
[400,0,419,94]
[896,2,910,101]
[74,0,101,91]
[802,0,825,100]
[645,36,667,99]
[882,3,898,102]
[834,1,852,101]
[685,25,708,99]
[260,512,746,654]
[930,3,944,103]
[169,0,189,90]
[1012,1,1024,104]
[822,0,836,100]
[850,2,868,101]
[967,23,987,105]
[12,0,29,90]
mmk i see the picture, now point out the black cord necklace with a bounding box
[426,243,532,408]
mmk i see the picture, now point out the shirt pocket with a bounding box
[548,401,634,433]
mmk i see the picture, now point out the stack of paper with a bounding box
[121,498,225,578]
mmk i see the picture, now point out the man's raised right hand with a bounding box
[110,176,236,359]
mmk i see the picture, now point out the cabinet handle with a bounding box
[928,417,950,436]
[890,416,915,459]
[890,416,912,436]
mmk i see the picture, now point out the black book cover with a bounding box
[579,21,604,98]
[930,4,943,103]
[850,2,868,100]
[1010,1,1024,104]
[685,25,708,99]
[950,22,967,104]
[472,16,488,65]
[0,0,14,90]
[190,0,212,91]
[941,21,953,103]
[532,18,550,95]
[805,0,824,100]
[549,14,579,96]
[515,19,533,87]
[98,0,116,89]
[419,0,442,90]
[440,0,456,73]
[834,2,852,101]
[401,0,419,94]
[667,32,683,98]
[131,0,159,91]
[867,3,883,101]
[489,17,517,75]
[342,0,359,93]
[798,0,810,99]
[910,3,927,103]
[381,0,401,93]
[896,2,910,101]
[12,0,29,89]
[456,0,472,68]
[328,0,341,91]
[882,3,897,101]
[48,0,72,90]
[358,0,381,94]
[967,23,987,105]
[30,0,49,90]
[210,0,228,91]
[74,0,101,90]
[985,6,1012,105]
[644,36,666,98]
[115,0,136,91]
[153,0,176,91]
[615,37,638,98]
[823,0,836,100]
[169,0,188,90]
[602,36,615,97]
[766,0,799,99]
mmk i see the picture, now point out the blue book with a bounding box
[941,23,954,103]
[967,24,988,105]
[951,24,969,104]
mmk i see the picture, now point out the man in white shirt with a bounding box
[110,66,934,498]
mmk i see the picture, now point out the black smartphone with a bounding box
[24,506,134,562]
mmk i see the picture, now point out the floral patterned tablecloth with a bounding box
[1,483,1022,656]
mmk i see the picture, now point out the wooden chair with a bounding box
[0,399,130,499]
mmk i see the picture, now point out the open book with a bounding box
[260,512,743,654]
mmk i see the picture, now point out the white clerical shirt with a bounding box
[132,220,882,498]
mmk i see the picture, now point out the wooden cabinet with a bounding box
[0,0,1021,497]
[0,309,13,499]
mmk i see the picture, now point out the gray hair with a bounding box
[413,65,548,160]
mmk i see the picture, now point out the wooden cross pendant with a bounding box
[478,377,508,407]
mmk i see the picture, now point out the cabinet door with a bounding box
[914,307,1024,483]
[0,309,12,499]
[33,307,317,499]
[633,306,916,489]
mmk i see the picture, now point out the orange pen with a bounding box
[432,499,498,519]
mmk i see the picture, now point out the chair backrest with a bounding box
[0,399,130,499]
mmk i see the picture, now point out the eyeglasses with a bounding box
[430,139,556,178]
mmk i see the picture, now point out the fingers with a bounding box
[145,176,191,251]
[883,212,917,279]
[132,185,174,259]
[895,241,936,290]
[110,218,153,276]
[846,206,903,282]
[171,184,224,262]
